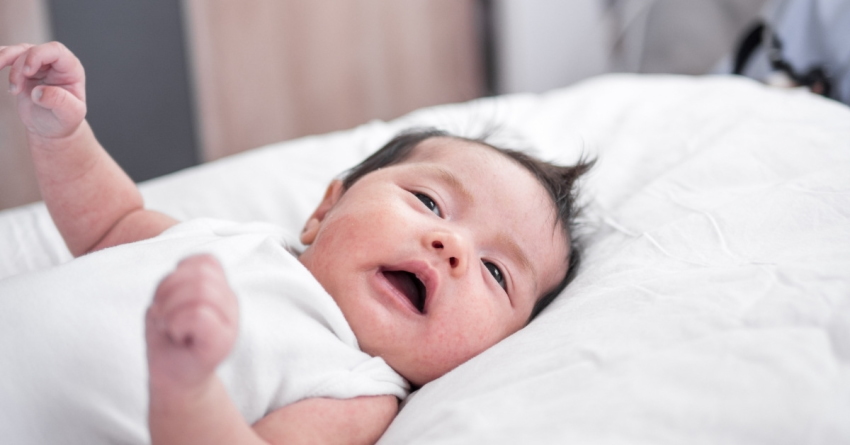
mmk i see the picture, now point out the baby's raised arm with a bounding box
[1,42,176,256]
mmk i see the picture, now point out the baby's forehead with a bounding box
[405,137,495,162]
[402,138,532,184]
[406,137,564,228]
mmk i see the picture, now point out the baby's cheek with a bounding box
[429,319,500,366]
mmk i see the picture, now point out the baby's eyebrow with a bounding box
[426,166,475,205]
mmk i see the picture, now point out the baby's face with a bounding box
[298,138,568,386]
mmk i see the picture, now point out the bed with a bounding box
[1,74,848,444]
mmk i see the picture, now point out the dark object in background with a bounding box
[728,0,850,106]
[48,0,199,182]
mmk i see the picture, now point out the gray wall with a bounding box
[48,0,198,182]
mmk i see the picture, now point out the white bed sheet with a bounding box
[1,75,849,444]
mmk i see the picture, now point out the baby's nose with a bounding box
[430,240,459,268]
[426,231,468,274]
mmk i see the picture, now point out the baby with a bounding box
[0,42,591,444]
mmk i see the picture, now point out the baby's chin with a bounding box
[381,355,455,389]
[398,369,438,390]
[366,333,506,388]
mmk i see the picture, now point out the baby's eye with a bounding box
[484,261,506,290]
[414,192,442,217]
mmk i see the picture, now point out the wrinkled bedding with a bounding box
[1,75,848,444]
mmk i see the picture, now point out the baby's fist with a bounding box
[146,254,239,390]
[0,42,86,139]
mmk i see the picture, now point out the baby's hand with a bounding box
[0,42,86,140]
[146,255,239,391]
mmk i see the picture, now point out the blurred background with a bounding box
[0,0,766,211]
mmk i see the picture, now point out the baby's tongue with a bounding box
[383,270,421,309]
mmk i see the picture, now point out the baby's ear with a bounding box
[301,180,344,245]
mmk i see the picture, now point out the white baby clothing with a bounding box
[0,218,409,444]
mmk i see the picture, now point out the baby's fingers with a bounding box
[0,44,34,84]
[161,304,232,355]
[145,302,235,388]
[7,42,84,99]
[31,85,86,124]
[0,44,33,68]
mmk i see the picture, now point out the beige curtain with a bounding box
[0,0,51,210]
[183,0,483,161]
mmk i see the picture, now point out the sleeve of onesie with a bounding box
[306,356,410,401]
[161,219,411,420]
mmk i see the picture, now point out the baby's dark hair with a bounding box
[342,128,593,321]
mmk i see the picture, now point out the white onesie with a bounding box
[0,218,409,444]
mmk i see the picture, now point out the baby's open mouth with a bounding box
[382,270,426,313]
